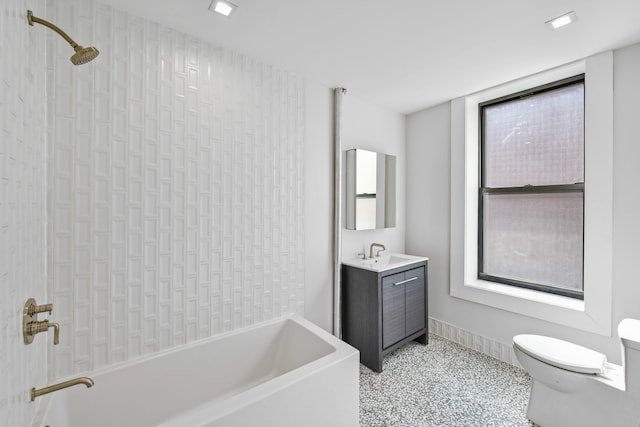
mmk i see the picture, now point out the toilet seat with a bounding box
[513,334,607,374]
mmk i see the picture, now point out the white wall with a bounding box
[303,89,406,333]
[0,1,48,425]
[1,6,403,420]
[42,0,404,380]
[405,101,450,316]
[46,0,305,378]
[342,95,406,259]
[303,83,333,332]
[611,42,640,341]
[406,42,640,363]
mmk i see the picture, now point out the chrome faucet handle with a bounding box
[357,252,366,260]
[375,249,386,257]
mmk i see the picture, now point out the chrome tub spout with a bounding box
[31,376,95,401]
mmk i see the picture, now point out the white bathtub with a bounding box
[33,315,359,427]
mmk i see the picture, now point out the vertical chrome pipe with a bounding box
[333,87,347,337]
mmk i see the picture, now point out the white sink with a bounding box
[342,253,428,272]
[361,255,411,268]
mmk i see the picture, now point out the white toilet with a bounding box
[513,318,640,427]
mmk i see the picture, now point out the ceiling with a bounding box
[97,0,640,114]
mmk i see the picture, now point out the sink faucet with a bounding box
[369,243,386,258]
[31,376,95,401]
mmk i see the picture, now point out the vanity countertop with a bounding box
[342,253,428,273]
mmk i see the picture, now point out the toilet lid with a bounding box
[513,334,607,374]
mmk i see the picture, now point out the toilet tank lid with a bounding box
[513,334,607,374]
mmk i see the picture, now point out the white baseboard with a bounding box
[428,317,522,367]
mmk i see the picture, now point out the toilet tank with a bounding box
[618,319,640,351]
[618,318,640,396]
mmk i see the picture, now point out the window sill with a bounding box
[449,275,612,335]
[464,279,583,311]
[451,275,586,316]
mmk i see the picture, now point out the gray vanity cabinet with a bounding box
[341,261,428,372]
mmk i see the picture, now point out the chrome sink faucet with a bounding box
[369,243,386,258]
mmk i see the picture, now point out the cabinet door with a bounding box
[404,267,426,337]
[382,272,405,349]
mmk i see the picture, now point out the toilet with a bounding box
[513,318,640,427]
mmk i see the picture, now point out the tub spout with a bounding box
[31,376,95,401]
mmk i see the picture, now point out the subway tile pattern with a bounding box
[429,317,521,367]
[47,0,305,379]
[0,1,48,426]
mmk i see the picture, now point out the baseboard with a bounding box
[428,317,522,367]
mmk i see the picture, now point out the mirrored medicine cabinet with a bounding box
[345,149,396,230]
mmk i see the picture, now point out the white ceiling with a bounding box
[97,0,640,114]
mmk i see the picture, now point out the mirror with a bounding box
[346,149,396,230]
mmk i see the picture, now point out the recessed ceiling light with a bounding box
[209,0,238,17]
[545,11,577,30]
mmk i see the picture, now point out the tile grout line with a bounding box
[428,317,522,367]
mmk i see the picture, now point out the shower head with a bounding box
[27,10,99,66]
[71,46,100,65]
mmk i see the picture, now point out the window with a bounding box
[478,76,585,299]
[449,52,613,336]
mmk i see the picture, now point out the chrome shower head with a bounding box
[27,10,100,66]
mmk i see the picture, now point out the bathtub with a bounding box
[33,315,359,427]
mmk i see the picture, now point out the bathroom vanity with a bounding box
[341,254,428,372]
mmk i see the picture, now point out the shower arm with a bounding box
[27,10,80,49]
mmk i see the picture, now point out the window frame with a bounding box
[477,75,586,300]
[449,53,614,337]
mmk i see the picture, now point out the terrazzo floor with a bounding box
[359,335,535,426]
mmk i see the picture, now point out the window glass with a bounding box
[482,192,583,292]
[479,77,584,298]
[483,83,584,188]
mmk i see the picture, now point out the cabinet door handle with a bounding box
[393,277,418,286]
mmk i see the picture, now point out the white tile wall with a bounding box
[0,1,48,425]
[47,0,305,379]
[429,317,521,367]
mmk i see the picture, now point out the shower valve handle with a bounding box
[26,320,60,345]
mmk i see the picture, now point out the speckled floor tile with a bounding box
[359,335,535,426]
